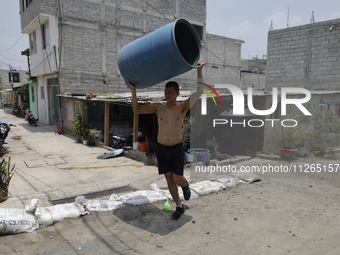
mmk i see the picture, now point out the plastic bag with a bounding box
[74,195,123,212]
[217,176,239,188]
[118,190,167,205]
[25,198,42,214]
[0,208,39,234]
[150,183,199,201]
[189,180,224,196]
[35,203,89,227]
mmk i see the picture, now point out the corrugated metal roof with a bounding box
[58,90,193,104]
[58,88,340,104]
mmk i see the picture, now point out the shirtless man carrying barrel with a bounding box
[126,60,205,220]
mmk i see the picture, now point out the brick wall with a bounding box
[266,18,340,90]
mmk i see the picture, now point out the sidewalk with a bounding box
[0,109,160,209]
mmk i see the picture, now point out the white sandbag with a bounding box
[74,195,123,212]
[25,198,42,214]
[0,208,39,234]
[119,190,167,205]
[230,172,261,183]
[217,176,239,188]
[150,183,199,201]
[85,199,124,211]
[35,203,89,227]
[189,180,224,196]
[108,193,120,201]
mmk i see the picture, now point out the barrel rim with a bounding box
[172,18,202,67]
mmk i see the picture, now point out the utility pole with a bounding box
[287,6,289,28]
[270,20,273,31]
[9,64,13,89]
[310,11,315,23]
[21,48,31,79]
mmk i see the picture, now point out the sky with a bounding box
[0,0,340,71]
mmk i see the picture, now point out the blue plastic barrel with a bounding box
[118,18,202,89]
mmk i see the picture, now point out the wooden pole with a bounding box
[133,113,139,142]
[104,101,110,146]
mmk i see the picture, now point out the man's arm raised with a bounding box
[183,60,205,109]
[125,80,157,114]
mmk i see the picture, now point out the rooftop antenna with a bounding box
[270,20,273,31]
[310,11,315,23]
[287,6,289,28]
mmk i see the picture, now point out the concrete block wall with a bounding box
[241,73,266,90]
[204,34,244,87]
[266,18,340,90]
[21,0,243,96]
[56,0,208,94]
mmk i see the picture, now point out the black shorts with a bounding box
[156,142,184,175]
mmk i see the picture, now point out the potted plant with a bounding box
[310,107,340,154]
[289,124,311,157]
[280,122,298,160]
[72,114,87,143]
[280,104,314,159]
[0,157,15,202]
[86,134,95,146]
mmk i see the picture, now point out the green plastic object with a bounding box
[164,201,171,211]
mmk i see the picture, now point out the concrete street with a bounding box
[0,108,161,210]
[0,108,339,255]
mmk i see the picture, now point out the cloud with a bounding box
[222,20,254,38]
[263,11,303,30]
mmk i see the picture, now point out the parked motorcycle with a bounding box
[112,127,156,150]
[112,134,133,150]
[0,121,16,151]
[25,109,38,126]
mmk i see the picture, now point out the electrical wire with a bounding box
[0,35,24,53]
[142,0,254,85]
[0,54,27,63]
[38,15,54,76]
[30,52,54,71]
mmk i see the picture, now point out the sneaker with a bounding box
[172,206,185,220]
[182,180,191,201]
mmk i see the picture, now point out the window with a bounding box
[42,21,50,49]
[75,101,81,116]
[30,31,37,54]
[22,0,33,11]
[41,86,45,99]
[88,102,129,121]
[318,103,340,133]
[31,86,35,102]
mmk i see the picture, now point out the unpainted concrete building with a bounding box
[263,18,340,155]
[19,0,244,129]
[266,18,340,90]
[0,69,29,90]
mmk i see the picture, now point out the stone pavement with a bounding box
[0,109,161,209]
